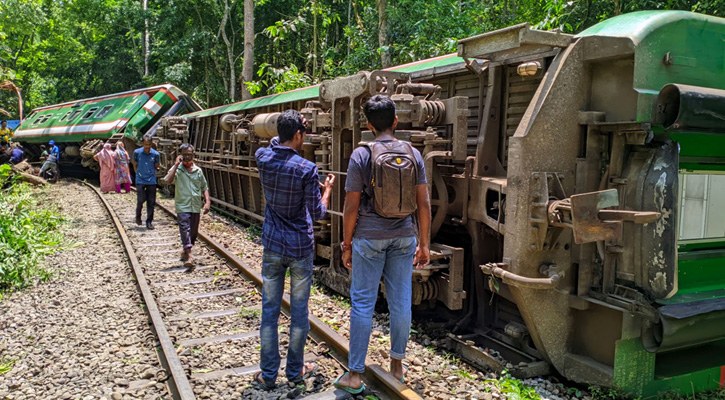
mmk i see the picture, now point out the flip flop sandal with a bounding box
[252,371,275,391]
[288,362,319,384]
[398,364,410,384]
[333,372,366,394]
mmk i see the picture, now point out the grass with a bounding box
[244,225,262,240]
[0,164,67,295]
[238,306,262,318]
[485,370,541,400]
[0,358,15,375]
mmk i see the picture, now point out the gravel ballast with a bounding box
[0,181,169,400]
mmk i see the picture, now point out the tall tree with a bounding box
[378,0,390,68]
[242,0,254,100]
[143,0,149,77]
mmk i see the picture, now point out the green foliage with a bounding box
[3,0,725,114]
[0,165,65,293]
[485,371,541,400]
[0,357,15,375]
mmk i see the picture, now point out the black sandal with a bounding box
[252,371,275,391]
[289,362,318,384]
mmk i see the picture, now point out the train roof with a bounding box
[14,84,198,143]
[184,53,467,119]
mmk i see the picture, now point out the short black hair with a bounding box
[179,143,194,152]
[142,133,154,143]
[363,95,396,133]
[277,110,304,143]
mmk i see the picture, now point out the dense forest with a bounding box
[1,0,724,117]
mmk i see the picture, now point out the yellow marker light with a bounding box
[396,158,402,164]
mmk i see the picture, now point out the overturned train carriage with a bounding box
[155,11,725,397]
[13,84,200,168]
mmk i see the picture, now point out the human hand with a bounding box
[324,174,336,190]
[413,245,430,270]
[342,249,352,270]
[203,202,211,215]
[175,155,183,165]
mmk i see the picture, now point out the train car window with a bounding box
[678,172,725,241]
[82,107,99,119]
[68,110,82,121]
[59,111,72,122]
[94,105,114,119]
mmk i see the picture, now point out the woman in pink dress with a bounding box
[94,143,117,193]
[114,141,132,193]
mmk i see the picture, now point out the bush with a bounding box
[0,164,65,293]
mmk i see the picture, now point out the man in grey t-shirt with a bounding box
[334,95,431,394]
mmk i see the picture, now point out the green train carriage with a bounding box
[13,84,200,168]
[154,10,725,398]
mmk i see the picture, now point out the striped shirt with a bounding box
[255,137,327,258]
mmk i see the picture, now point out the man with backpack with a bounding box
[334,95,431,394]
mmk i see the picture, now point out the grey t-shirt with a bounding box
[345,141,427,240]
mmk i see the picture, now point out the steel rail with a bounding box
[152,199,422,400]
[79,180,196,400]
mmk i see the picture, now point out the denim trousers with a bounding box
[348,236,416,373]
[135,184,156,222]
[260,249,314,385]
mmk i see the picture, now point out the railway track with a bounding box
[80,180,420,400]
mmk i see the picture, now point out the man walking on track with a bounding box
[253,109,335,390]
[132,134,159,230]
[334,95,431,394]
[163,143,210,268]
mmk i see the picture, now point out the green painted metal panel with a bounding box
[15,92,150,143]
[614,338,723,397]
[185,54,465,119]
[185,86,321,119]
[125,89,177,140]
[582,11,725,123]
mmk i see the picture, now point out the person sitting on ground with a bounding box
[334,95,431,394]
[164,143,210,268]
[114,141,132,194]
[9,144,24,165]
[253,109,335,391]
[132,134,160,230]
[94,143,117,193]
[39,140,61,179]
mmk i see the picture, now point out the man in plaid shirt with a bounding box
[253,109,335,390]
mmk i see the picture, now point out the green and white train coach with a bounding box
[13,84,200,169]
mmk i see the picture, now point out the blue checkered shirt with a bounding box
[255,137,327,258]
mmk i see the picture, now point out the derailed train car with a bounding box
[13,84,200,168]
[155,11,725,397]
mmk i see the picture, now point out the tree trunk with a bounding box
[378,0,390,68]
[219,0,235,102]
[142,0,149,77]
[313,0,318,79]
[241,0,254,100]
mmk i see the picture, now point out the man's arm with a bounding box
[203,190,211,214]
[131,151,138,171]
[342,191,361,270]
[414,183,431,269]
[305,169,334,221]
[164,155,182,184]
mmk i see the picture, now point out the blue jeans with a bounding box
[260,249,314,385]
[348,236,416,373]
